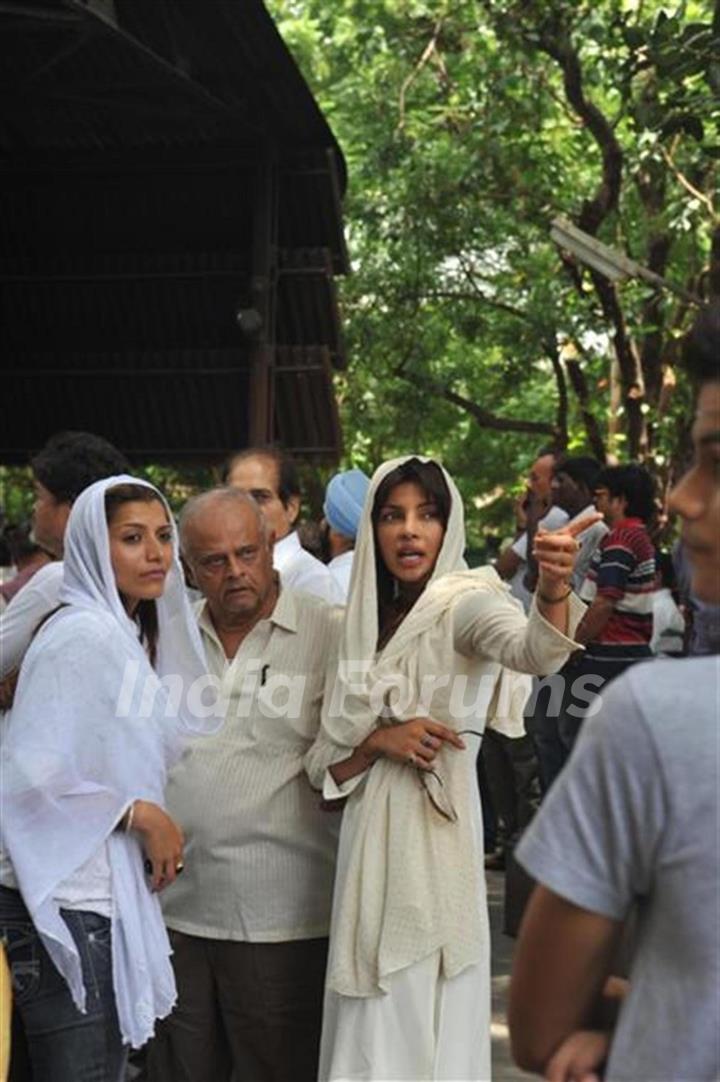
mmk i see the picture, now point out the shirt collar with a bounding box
[614,517,645,530]
[329,550,354,568]
[273,530,300,572]
[196,598,223,653]
[570,504,604,530]
[195,579,298,645]
[269,583,298,632]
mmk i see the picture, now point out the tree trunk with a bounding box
[564,356,607,462]
[591,271,647,458]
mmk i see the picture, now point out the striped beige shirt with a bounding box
[162,587,343,942]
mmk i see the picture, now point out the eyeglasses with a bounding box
[417,767,458,822]
[415,728,483,824]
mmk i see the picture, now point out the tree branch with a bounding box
[527,7,646,454]
[397,19,444,133]
[564,357,608,462]
[590,270,647,457]
[634,155,672,414]
[401,288,537,325]
[533,16,624,234]
[660,144,717,219]
[546,336,569,449]
[394,367,557,437]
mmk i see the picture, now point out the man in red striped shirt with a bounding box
[559,464,657,751]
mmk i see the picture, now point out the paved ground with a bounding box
[487,869,536,1082]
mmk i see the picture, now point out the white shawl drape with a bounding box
[0,476,213,1047]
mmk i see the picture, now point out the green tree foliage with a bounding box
[270,0,718,538]
[0,464,216,539]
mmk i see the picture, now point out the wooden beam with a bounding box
[247,155,279,446]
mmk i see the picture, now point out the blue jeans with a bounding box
[0,885,127,1082]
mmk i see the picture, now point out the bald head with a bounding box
[179,487,269,558]
[180,487,276,627]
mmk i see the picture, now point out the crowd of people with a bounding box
[0,302,717,1082]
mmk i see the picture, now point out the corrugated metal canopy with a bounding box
[0,0,349,465]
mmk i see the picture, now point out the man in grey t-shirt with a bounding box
[508,301,720,1082]
[514,661,719,1081]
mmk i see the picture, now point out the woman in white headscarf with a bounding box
[307,456,595,1081]
[0,476,213,1082]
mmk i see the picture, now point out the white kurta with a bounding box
[273,529,342,604]
[319,731,489,1082]
[328,550,355,604]
[314,589,584,1081]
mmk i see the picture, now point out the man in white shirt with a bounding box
[550,457,609,593]
[150,487,342,1082]
[0,431,129,682]
[322,467,370,603]
[525,456,608,792]
[223,446,341,604]
[495,450,570,611]
[483,451,566,870]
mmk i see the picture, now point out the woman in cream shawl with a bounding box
[307,456,595,1081]
[0,477,214,1081]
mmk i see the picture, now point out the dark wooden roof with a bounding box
[0,0,348,465]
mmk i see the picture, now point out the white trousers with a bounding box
[318,949,491,1081]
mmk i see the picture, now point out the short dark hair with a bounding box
[31,431,130,505]
[683,301,720,386]
[554,456,603,494]
[595,463,656,522]
[221,446,301,507]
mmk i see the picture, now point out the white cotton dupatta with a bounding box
[323,456,527,997]
[0,476,214,1047]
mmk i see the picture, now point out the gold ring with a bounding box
[175,862,185,874]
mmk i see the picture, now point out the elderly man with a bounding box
[509,302,720,1082]
[150,488,341,1082]
[223,446,340,603]
[322,467,370,602]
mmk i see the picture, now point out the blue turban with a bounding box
[324,469,371,541]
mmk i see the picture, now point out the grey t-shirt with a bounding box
[516,656,720,1082]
